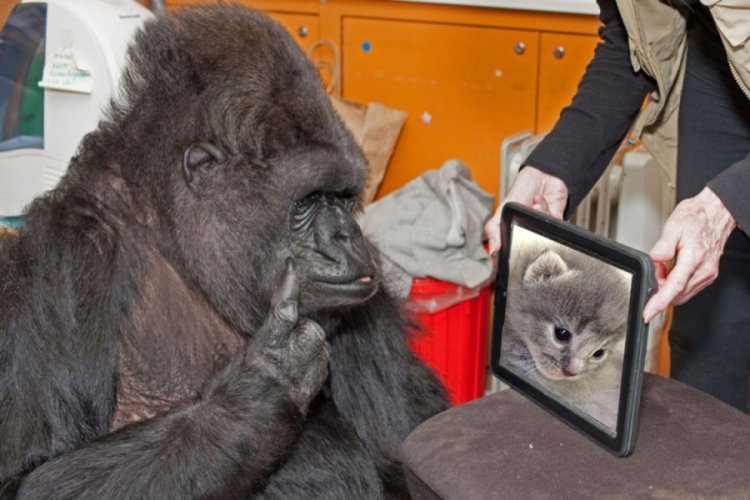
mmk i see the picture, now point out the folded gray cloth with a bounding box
[362,159,495,299]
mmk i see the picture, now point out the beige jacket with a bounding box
[615,0,750,194]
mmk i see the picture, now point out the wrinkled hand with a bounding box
[247,259,330,414]
[484,166,569,253]
[642,187,736,322]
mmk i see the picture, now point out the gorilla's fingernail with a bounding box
[278,300,298,321]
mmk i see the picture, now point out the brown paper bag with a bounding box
[308,40,407,204]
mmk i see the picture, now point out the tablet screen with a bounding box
[491,203,655,456]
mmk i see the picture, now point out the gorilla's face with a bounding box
[171,133,376,331]
[151,7,376,331]
[289,191,378,311]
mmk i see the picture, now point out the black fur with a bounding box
[0,5,447,499]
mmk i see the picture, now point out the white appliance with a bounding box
[0,0,152,218]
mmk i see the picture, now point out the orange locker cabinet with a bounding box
[266,12,320,53]
[537,32,599,135]
[342,18,537,200]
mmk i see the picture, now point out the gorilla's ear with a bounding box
[182,143,227,184]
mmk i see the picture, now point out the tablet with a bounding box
[490,202,656,457]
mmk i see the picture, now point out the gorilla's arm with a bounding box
[1,259,328,499]
[1,4,449,496]
[0,230,122,488]
[329,290,450,493]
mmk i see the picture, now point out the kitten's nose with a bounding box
[561,366,578,377]
[561,358,582,377]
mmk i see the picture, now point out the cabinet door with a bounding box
[343,18,538,200]
[266,12,319,52]
[537,32,598,135]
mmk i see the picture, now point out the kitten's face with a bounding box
[506,249,628,381]
[523,316,625,381]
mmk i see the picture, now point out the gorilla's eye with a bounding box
[554,327,571,342]
[294,194,318,210]
[291,193,323,232]
[294,191,329,211]
[341,196,357,212]
[592,349,605,359]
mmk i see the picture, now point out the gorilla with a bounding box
[0,5,448,498]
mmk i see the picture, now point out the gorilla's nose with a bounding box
[314,204,365,262]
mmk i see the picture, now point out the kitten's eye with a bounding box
[592,349,605,359]
[554,327,571,342]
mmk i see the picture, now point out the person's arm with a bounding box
[642,153,749,322]
[523,0,655,218]
[708,152,750,234]
[485,0,654,252]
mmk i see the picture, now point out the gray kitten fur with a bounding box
[500,241,630,430]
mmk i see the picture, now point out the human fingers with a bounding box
[538,175,568,219]
[653,260,669,285]
[642,217,721,320]
[642,210,686,322]
[672,265,717,305]
[484,209,503,255]
[486,167,568,253]
[642,188,737,322]
[642,250,693,322]
[543,193,567,219]
[512,166,568,219]
[648,221,680,263]
[642,219,689,322]
[644,241,721,322]
[531,195,548,214]
[670,238,721,304]
[485,173,541,253]
[505,167,547,206]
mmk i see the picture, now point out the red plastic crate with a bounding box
[408,278,491,405]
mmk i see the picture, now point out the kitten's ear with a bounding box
[523,250,568,283]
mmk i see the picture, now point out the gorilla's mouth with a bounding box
[316,275,377,294]
[306,275,378,307]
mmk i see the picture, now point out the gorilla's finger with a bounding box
[271,258,299,325]
[291,319,327,358]
[273,259,299,305]
[289,319,330,410]
[251,259,299,349]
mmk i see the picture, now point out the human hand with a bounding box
[484,166,569,253]
[642,187,736,322]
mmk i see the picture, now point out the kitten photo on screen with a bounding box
[500,225,632,433]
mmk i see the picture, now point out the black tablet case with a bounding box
[490,202,656,457]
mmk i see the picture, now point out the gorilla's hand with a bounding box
[245,259,330,414]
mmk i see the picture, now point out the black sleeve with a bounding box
[523,0,656,218]
[708,152,750,235]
